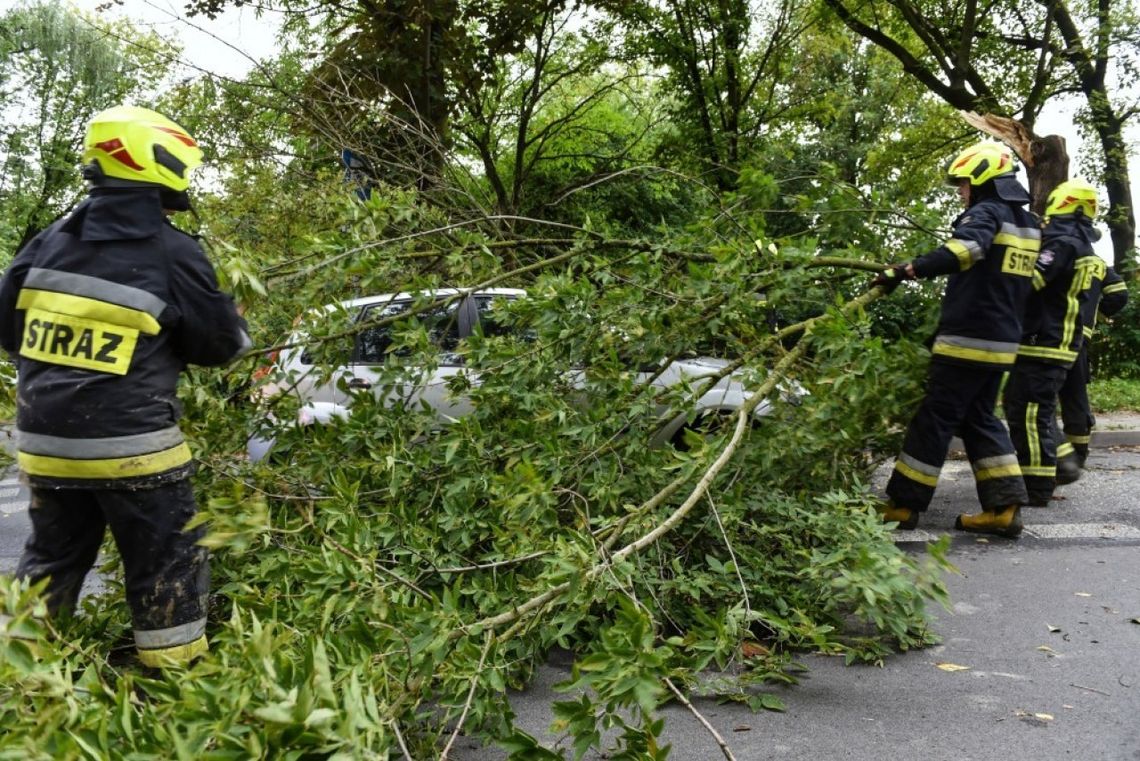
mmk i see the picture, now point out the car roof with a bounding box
[337,288,527,311]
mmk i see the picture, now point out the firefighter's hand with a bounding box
[870,264,914,294]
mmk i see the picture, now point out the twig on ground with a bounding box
[440,633,494,760]
[664,677,738,761]
[390,720,414,761]
[1071,682,1111,696]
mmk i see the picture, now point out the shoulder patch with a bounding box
[1038,249,1055,267]
[960,215,973,226]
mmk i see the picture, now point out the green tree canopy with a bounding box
[0,0,173,257]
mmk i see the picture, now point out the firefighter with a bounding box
[871,141,1040,538]
[1002,179,1102,506]
[0,106,250,667]
[1056,263,1129,477]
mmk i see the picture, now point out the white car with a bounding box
[248,288,781,460]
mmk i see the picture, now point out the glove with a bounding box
[870,264,914,294]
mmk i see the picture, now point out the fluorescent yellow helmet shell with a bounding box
[82,106,202,191]
[946,142,1017,186]
[1045,178,1098,219]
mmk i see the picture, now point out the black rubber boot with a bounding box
[1074,444,1089,469]
[955,506,1023,539]
[1056,456,1082,485]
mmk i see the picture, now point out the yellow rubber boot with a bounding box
[876,503,919,530]
[954,506,1023,539]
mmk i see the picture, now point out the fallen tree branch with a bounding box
[460,286,884,639]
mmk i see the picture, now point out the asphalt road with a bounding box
[453,446,1140,761]
[2,446,1138,760]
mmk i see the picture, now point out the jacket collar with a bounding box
[1047,214,1100,244]
[61,187,166,241]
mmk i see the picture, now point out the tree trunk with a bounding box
[959,112,1068,216]
[1026,134,1069,219]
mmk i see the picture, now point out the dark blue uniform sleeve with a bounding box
[911,203,1001,279]
[1100,267,1129,317]
[909,245,960,278]
[0,233,44,354]
[167,236,251,367]
[1032,238,1077,292]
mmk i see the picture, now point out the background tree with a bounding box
[598,0,815,192]
[188,0,573,190]
[0,0,172,256]
[1048,0,1140,271]
[820,0,1139,270]
[452,7,689,233]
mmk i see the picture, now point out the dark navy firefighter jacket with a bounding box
[0,186,251,488]
[1018,215,1108,367]
[1084,261,1129,342]
[911,197,1042,369]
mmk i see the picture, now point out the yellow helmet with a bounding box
[945,142,1017,186]
[82,106,202,191]
[1045,178,1098,219]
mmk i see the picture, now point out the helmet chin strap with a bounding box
[159,188,192,212]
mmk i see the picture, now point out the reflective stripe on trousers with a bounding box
[1003,359,1068,502]
[136,622,208,668]
[887,361,1027,511]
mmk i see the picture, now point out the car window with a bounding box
[356,300,463,365]
[474,295,533,341]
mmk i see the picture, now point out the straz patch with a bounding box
[1076,258,1106,289]
[1001,247,1038,277]
[20,308,138,375]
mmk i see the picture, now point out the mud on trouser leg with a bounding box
[15,488,107,616]
[98,479,210,667]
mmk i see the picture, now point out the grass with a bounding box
[1089,377,1140,412]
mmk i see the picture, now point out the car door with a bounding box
[272,318,353,411]
[347,297,473,421]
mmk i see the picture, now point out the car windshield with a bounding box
[356,299,463,365]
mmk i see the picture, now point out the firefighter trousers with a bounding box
[886,361,1027,512]
[1003,359,1069,505]
[15,478,209,667]
[1058,344,1094,466]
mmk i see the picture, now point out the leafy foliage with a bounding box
[1088,377,1140,411]
[1,186,952,756]
[9,0,1138,755]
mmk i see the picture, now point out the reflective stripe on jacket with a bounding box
[1017,216,1100,367]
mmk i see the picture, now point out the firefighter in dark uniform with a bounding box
[1056,262,1129,476]
[1003,179,1103,506]
[0,106,250,667]
[872,142,1040,538]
